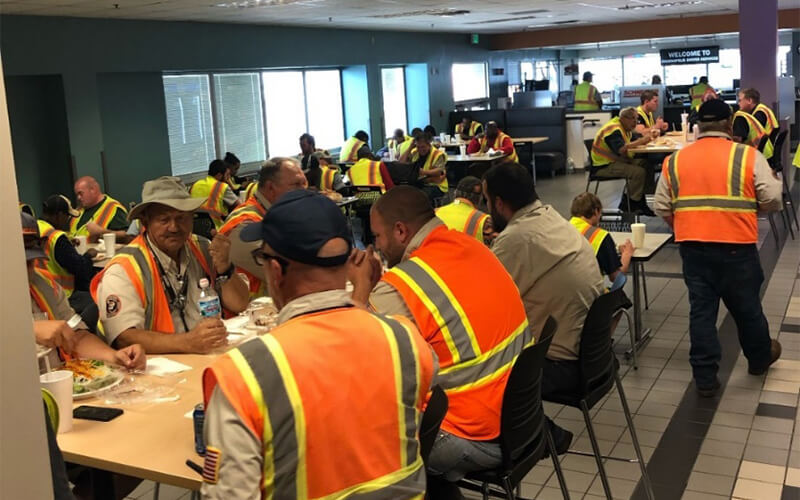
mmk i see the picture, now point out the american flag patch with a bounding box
[202,446,221,484]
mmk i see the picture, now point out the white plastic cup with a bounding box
[75,236,88,255]
[40,370,73,433]
[445,134,451,143]
[631,223,646,249]
[439,132,446,142]
[388,148,396,161]
[459,144,467,156]
[103,233,116,258]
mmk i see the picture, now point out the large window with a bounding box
[664,63,706,86]
[163,75,216,176]
[452,63,488,102]
[623,53,663,86]
[708,49,741,90]
[213,73,265,164]
[381,67,408,137]
[164,69,345,175]
[579,58,623,96]
[535,60,560,95]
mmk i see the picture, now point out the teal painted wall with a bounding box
[5,75,73,211]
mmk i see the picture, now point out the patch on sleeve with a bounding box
[105,295,121,318]
[202,446,221,484]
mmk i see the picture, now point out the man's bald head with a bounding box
[74,176,103,209]
[372,186,434,231]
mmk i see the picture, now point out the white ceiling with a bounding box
[0,0,797,34]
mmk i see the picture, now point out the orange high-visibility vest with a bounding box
[661,138,759,244]
[90,234,212,333]
[203,307,433,499]
[381,225,533,441]
[340,137,366,162]
[455,121,481,137]
[219,197,268,299]
[574,82,600,111]
[569,217,608,255]
[190,176,230,229]
[70,196,127,237]
[349,158,386,193]
[435,199,488,242]
[478,132,519,164]
[591,117,633,167]
[753,103,779,136]
[37,220,75,297]
[734,111,773,160]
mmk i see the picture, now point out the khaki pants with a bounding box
[594,159,647,201]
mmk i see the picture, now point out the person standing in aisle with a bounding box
[654,99,783,397]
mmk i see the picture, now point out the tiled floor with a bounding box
[122,167,800,500]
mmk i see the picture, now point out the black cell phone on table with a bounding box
[73,405,123,422]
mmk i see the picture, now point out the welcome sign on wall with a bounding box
[659,46,720,65]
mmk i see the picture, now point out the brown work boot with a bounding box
[748,339,782,375]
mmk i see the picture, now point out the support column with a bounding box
[739,0,779,109]
[62,71,105,184]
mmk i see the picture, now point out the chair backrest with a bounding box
[499,316,557,477]
[419,385,448,464]
[757,134,770,153]
[769,130,788,170]
[578,291,620,408]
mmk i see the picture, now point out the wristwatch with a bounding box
[215,264,235,285]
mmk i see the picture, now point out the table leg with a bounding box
[531,151,537,186]
[625,261,653,361]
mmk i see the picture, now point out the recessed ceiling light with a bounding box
[369,8,470,19]
[214,0,321,8]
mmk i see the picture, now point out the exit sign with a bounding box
[470,33,479,45]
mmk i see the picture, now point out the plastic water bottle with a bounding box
[198,278,221,318]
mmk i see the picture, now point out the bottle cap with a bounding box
[199,278,209,288]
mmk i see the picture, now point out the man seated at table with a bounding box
[591,107,656,215]
[71,176,130,243]
[38,195,100,329]
[190,159,240,230]
[735,91,775,160]
[221,157,308,298]
[466,121,519,163]
[737,88,779,140]
[340,130,374,163]
[435,176,494,245]
[92,176,250,354]
[298,132,327,171]
[348,148,395,193]
[202,190,434,499]
[386,128,413,158]
[348,187,567,493]
[484,163,604,404]
[306,152,347,193]
[635,90,669,136]
[406,133,447,204]
[455,116,482,141]
[23,212,145,372]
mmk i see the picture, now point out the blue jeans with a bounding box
[426,430,502,482]
[679,242,772,387]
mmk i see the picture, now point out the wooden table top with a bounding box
[57,354,214,490]
[628,134,688,154]
[439,136,549,148]
[447,153,508,162]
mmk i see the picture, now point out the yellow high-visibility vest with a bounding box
[753,103,779,136]
[435,199,488,242]
[69,196,127,237]
[734,111,773,160]
[569,217,607,255]
[591,117,633,167]
[574,82,600,111]
[340,137,366,162]
[36,220,75,297]
[689,82,709,111]
[636,106,655,128]
[190,176,230,228]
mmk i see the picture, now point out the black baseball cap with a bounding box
[240,190,352,267]
[42,194,80,217]
[21,212,46,261]
[698,99,732,122]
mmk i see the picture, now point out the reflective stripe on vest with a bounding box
[569,217,607,255]
[37,220,75,296]
[244,182,258,201]
[205,312,427,498]
[665,139,758,243]
[219,198,267,298]
[591,117,631,167]
[90,234,212,333]
[754,103,779,136]
[734,111,773,160]
[30,268,59,321]
[349,159,385,192]
[464,210,485,239]
[70,196,126,237]
[191,177,228,227]
[414,148,449,193]
[636,106,654,128]
[574,82,600,110]
[435,201,487,242]
[385,256,531,393]
[340,137,365,162]
[455,121,481,137]
[320,167,337,191]
[478,133,518,164]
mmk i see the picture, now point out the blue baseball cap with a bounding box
[240,190,352,267]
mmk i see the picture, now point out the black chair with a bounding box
[543,294,655,500]
[192,211,216,240]
[419,386,448,464]
[458,317,570,500]
[345,185,383,245]
[768,130,798,234]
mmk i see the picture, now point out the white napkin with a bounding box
[145,357,192,377]
[487,148,497,155]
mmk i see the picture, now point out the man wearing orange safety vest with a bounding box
[348,148,395,193]
[202,190,435,499]
[190,159,240,230]
[348,186,567,493]
[220,157,308,299]
[92,176,250,354]
[573,71,603,111]
[22,212,145,373]
[339,130,373,163]
[654,99,783,397]
[466,121,519,165]
[435,176,494,245]
[455,116,482,141]
[70,176,129,242]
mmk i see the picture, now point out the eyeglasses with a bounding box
[251,249,290,273]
